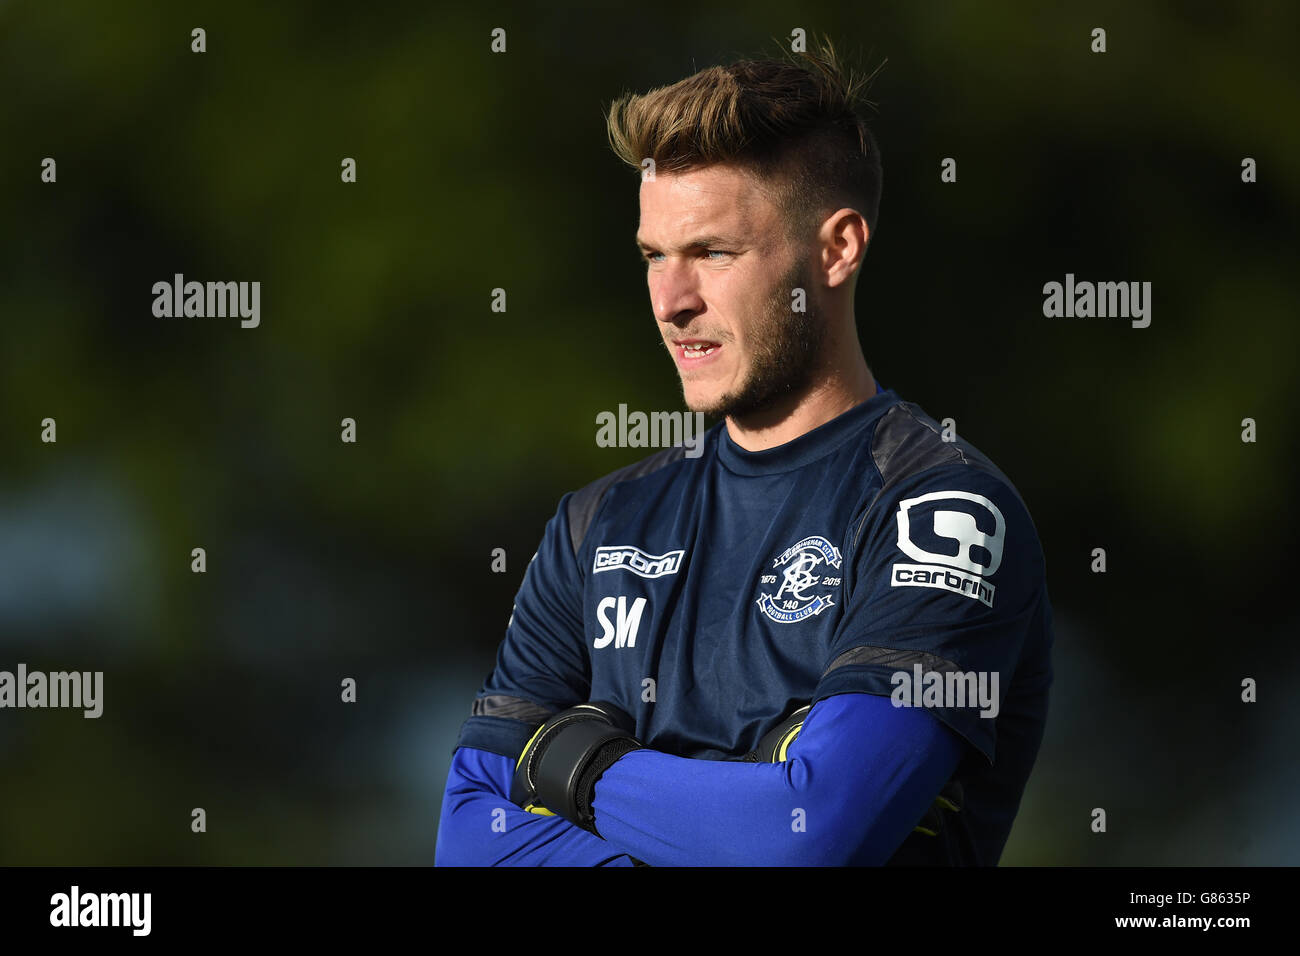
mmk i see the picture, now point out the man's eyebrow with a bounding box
[635,234,745,253]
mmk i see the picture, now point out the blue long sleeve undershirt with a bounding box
[435,691,966,866]
[435,744,637,866]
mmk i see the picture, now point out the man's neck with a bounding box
[724,359,876,452]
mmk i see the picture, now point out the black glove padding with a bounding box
[749,703,811,762]
[510,701,642,837]
[911,778,964,836]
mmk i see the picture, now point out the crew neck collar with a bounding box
[716,384,898,476]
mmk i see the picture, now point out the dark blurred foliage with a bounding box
[0,0,1295,864]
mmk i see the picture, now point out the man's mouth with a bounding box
[674,339,722,364]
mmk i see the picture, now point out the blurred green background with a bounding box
[0,0,1296,864]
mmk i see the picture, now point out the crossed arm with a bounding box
[435,691,965,866]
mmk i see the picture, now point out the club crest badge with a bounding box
[756,535,843,624]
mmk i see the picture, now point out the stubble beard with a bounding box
[682,260,826,421]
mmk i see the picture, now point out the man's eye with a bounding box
[641,250,730,263]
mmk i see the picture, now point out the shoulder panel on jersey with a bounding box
[871,402,966,490]
[874,402,1022,500]
[566,445,688,556]
[859,402,1025,547]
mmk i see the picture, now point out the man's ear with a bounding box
[819,207,869,289]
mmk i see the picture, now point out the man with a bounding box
[435,41,1053,866]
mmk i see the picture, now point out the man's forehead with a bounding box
[636,166,775,244]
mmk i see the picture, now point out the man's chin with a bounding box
[685,394,752,421]
[679,383,717,415]
[686,381,808,425]
[682,375,766,419]
[681,388,728,417]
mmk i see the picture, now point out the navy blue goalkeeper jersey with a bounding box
[453,384,1053,865]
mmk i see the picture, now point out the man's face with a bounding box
[636,164,824,420]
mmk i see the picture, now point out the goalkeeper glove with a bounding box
[509,701,642,838]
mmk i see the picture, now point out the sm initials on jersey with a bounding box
[593,596,648,649]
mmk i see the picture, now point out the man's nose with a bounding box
[651,261,704,325]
